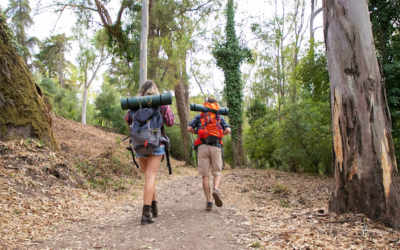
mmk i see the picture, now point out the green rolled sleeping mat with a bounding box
[121,92,173,110]
[190,104,229,115]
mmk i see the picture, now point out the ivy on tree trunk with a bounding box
[212,0,252,167]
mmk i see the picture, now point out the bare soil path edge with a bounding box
[38,175,252,250]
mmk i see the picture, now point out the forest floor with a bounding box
[1,116,400,249]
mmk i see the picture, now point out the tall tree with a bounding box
[369,0,400,168]
[323,0,400,228]
[145,0,215,164]
[213,0,252,167]
[54,0,216,164]
[5,0,39,65]
[35,34,72,87]
[251,0,298,119]
[0,11,56,148]
[76,28,109,125]
[310,0,322,41]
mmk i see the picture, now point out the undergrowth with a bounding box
[74,148,140,192]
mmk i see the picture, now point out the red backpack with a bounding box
[194,102,224,147]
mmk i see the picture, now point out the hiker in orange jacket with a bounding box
[187,97,231,211]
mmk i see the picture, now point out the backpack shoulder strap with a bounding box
[160,125,172,175]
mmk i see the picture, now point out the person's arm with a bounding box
[187,115,200,134]
[220,116,231,135]
[223,127,231,135]
[124,111,132,126]
[161,105,175,127]
[187,126,196,134]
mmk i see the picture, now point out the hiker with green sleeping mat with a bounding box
[124,81,175,225]
[187,97,231,211]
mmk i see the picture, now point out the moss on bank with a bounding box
[0,12,57,148]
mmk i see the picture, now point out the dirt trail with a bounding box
[39,175,251,250]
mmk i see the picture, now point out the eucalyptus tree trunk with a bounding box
[81,85,88,125]
[310,0,322,41]
[0,18,57,148]
[139,0,149,87]
[147,0,159,80]
[324,0,400,228]
[59,48,64,88]
[174,80,190,163]
[81,57,106,125]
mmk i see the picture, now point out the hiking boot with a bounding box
[151,201,158,218]
[212,189,223,207]
[141,206,154,225]
[205,202,213,211]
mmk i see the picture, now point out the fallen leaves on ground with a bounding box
[222,169,400,249]
[0,116,192,249]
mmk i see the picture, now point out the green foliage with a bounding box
[5,0,37,62]
[369,0,400,167]
[295,41,330,102]
[212,0,253,141]
[38,78,79,120]
[245,107,277,169]
[34,34,72,79]
[273,101,332,174]
[0,7,22,54]
[39,78,59,95]
[246,99,267,125]
[245,100,332,174]
[94,79,128,134]
[222,134,234,167]
[165,125,186,161]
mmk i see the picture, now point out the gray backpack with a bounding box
[129,107,169,155]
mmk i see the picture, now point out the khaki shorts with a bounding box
[197,144,222,176]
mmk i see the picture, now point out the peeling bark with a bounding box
[174,80,190,163]
[324,0,400,229]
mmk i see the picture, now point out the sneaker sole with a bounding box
[212,191,223,207]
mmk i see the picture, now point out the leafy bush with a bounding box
[245,104,277,169]
[273,101,332,174]
[222,135,234,167]
[245,99,332,174]
[39,78,80,120]
[95,80,128,134]
[164,125,186,161]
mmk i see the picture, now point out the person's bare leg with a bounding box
[213,175,222,190]
[143,155,161,205]
[139,157,148,204]
[202,176,212,202]
[153,182,156,201]
[212,175,223,207]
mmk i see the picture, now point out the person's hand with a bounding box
[187,126,197,134]
[223,127,231,135]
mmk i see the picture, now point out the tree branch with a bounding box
[87,54,109,89]
[115,4,127,28]
[175,1,212,18]
[54,4,98,12]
